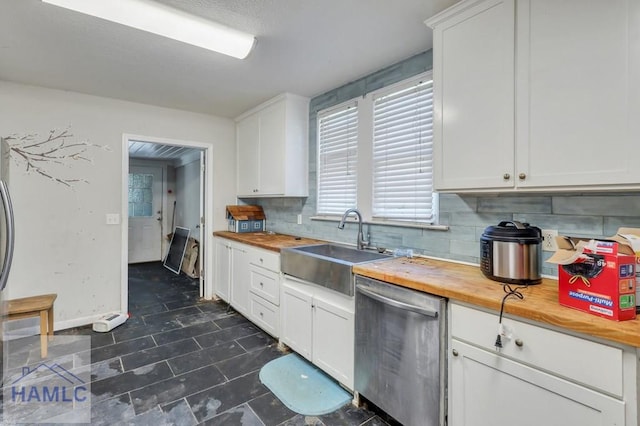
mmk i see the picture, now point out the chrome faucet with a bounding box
[338,208,369,250]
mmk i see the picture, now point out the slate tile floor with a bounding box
[6,262,394,425]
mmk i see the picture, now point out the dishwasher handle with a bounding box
[357,285,439,318]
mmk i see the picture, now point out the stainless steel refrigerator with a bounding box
[0,138,16,370]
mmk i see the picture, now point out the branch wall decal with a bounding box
[3,127,111,187]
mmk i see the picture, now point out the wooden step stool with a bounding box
[7,294,57,358]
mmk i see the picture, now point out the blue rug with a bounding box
[259,353,351,416]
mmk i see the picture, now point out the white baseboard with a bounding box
[2,311,126,341]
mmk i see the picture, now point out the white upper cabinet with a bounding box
[428,0,516,191]
[427,0,640,192]
[236,93,309,197]
[515,0,640,189]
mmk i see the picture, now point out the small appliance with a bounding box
[480,220,542,285]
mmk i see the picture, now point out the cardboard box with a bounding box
[226,205,266,233]
[547,228,640,321]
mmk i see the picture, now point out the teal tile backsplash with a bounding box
[241,51,640,278]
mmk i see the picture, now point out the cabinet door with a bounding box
[448,339,625,426]
[516,0,640,188]
[213,238,231,302]
[237,112,260,196]
[312,296,354,390]
[280,282,313,360]
[430,0,515,191]
[230,244,250,317]
[257,100,286,195]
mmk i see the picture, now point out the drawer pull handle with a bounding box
[515,339,524,347]
[518,173,526,180]
[259,258,263,263]
[503,173,510,180]
[260,282,264,287]
[452,349,459,357]
[259,312,264,317]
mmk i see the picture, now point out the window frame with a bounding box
[314,72,439,228]
[316,99,359,216]
[370,74,436,223]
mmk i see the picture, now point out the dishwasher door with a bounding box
[355,276,445,426]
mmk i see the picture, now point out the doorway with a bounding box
[121,134,214,315]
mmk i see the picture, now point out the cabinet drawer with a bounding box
[450,303,624,397]
[250,266,279,305]
[249,294,279,337]
[247,248,280,272]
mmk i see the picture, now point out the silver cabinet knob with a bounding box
[503,173,510,180]
[518,173,526,180]
[515,339,524,347]
[452,349,459,357]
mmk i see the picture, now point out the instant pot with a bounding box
[480,221,542,285]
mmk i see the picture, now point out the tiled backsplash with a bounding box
[251,193,640,277]
[243,50,640,277]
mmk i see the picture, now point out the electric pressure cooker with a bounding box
[480,220,542,285]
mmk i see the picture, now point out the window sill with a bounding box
[310,216,449,231]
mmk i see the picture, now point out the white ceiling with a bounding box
[0,0,458,119]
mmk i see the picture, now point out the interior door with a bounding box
[128,165,163,263]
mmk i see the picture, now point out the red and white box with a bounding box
[547,229,640,321]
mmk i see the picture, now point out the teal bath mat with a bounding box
[259,353,351,416]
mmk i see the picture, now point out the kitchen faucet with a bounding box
[338,208,369,250]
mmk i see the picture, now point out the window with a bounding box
[128,173,154,217]
[315,73,437,225]
[317,101,358,215]
[372,78,435,222]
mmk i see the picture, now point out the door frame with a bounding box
[121,134,214,313]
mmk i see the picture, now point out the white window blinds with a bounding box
[372,78,435,222]
[317,102,358,215]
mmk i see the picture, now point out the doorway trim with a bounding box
[121,134,215,314]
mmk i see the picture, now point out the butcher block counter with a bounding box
[354,256,640,349]
[212,231,326,252]
[213,231,640,348]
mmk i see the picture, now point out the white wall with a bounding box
[0,80,236,330]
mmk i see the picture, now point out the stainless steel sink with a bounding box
[281,244,391,296]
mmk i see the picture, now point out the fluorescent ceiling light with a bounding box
[42,0,256,59]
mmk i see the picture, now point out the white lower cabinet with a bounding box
[281,276,354,390]
[229,244,250,317]
[213,237,281,337]
[247,248,281,337]
[213,237,232,302]
[448,303,633,426]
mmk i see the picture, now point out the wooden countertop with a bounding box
[212,232,640,348]
[353,257,640,348]
[213,231,326,252]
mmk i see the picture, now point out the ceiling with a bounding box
[0,0,458,119]
[128,140,202,162]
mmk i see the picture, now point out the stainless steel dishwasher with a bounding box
[355,275,446,426]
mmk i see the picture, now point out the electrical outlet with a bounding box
[106,213,120,225]
[542,229,558,252]
[297,214,302,225]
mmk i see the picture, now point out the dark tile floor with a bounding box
[5,262,394,425]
